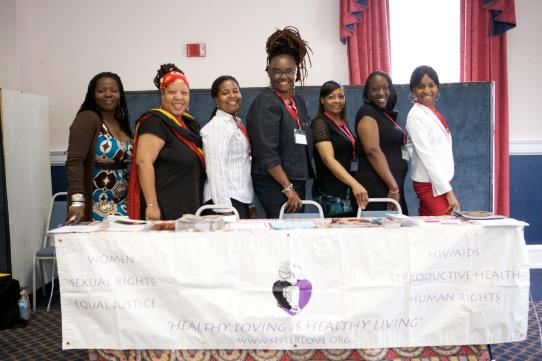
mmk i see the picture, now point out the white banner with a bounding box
[55,225,530,350]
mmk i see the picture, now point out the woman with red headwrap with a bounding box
[127,63,205,220]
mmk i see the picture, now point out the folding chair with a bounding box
[356,197,403,217]
[32,192,67,311]
[278,200,324,219]
[195,204,240,220]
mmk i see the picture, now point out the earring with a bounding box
[436,91,441,102]
[409,92,417,104]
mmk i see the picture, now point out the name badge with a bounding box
[350,159,359,172]
[294,129,307,145]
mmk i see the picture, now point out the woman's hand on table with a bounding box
[145,205,161,220]
[446,190,460,213]
[65,206,84,225]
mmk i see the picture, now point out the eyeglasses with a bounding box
[268,69,297,78]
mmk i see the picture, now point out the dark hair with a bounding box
[153,63,184,89]
[409,65,440,92]
[317,80,347,120]
[265,26,312,86]
[78,72,132,137]
[363,70,397,112]
[209,75,240,120]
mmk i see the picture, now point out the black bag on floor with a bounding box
[0,276,28,329]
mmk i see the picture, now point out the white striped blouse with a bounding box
[201,109,253,207]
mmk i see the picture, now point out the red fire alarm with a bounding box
[186,43,206,57]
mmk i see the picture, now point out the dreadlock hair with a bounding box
[363,70,398,112]
[78,72,132,138]
[209,75,240,120]
[153,63,184,89]
[317,80,347,121]
[265,26,312,86]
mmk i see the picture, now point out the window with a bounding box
[389,0,460,84]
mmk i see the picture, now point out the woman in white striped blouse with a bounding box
[201,75,254,218]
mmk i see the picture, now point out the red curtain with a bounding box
[461,0,516,216]
[340,0,391,84]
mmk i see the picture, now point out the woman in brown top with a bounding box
[65,72,132,224]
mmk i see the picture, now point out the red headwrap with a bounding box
[159,71,190,89]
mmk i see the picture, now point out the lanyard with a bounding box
[275,92,302,129]
[324,112,356,158]
[382,112,406,145]
[416,101,450,134]
[429,107,450,134]
[234,115,251,156]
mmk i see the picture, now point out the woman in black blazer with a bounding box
[247,27,314,218]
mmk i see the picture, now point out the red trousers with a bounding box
[413,181,450,216]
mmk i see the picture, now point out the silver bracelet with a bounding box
[69,201,84,208]
[71,193,85,202]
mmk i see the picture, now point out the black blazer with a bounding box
[247,88,314,181]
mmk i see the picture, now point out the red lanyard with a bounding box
[275,92,302,129]
[416,102,450,134]
[234,115,251,156]
[324,112,356,158]
[382,112,406,145]
[429,107,450,134]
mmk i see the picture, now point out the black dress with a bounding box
[355,104,408,214]
[138,115,204,220]
[311,115,356,216]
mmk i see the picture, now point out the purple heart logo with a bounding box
[272,263,312,315]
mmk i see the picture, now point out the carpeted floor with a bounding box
[1,273,541,361]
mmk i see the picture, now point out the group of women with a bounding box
[65,27,460,225]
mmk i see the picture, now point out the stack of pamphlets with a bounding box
[175,214,225,231]
[385,213,418,227]
[105,216,149,232]
[452,211,505,220]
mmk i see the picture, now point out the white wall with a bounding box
[0,0,349,151]
[0,0,20,90]
[507,0,542,141]
[2,0,539,151]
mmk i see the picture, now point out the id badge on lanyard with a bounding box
[294,129,307,145]
[350,159,359,172]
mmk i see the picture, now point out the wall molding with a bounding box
[50,149,67,165]
[528,245,542,269]
[509,139,542,155]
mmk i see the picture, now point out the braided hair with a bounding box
[153,63,184,89]
[265,26,312,86]
[78,72,132,138]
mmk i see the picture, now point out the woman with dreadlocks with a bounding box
[247,26,314,218]
[65,72,132,224]
[126,63,205,220]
